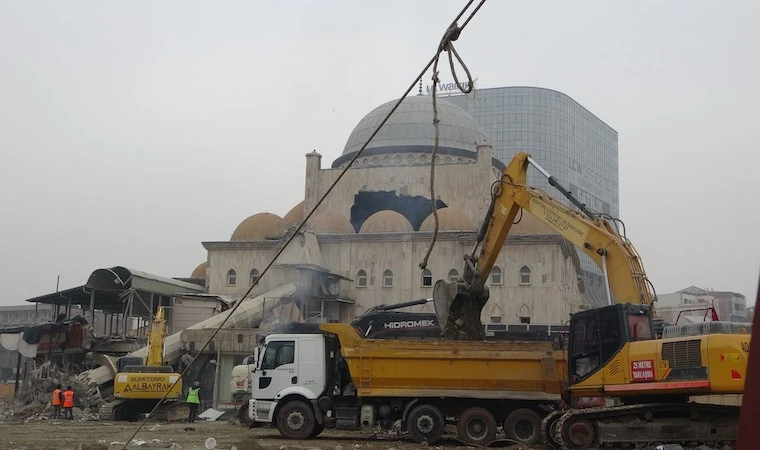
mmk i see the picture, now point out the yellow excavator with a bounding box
[110,307,185,421]
[433,151,750,448]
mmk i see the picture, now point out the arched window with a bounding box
[491,266,503,285]
[448,269,459,282]
[226,269,237,286]
[356,270,367,288]
[518,303,531,324]
[519,266,531,285]
[490,304,504,324]
[383,269,394,288]
[421,269,433,287]
[250,268,260,286]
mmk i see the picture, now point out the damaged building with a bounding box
[6,91,619,415]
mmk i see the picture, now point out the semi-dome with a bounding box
[342,96,488,155]
[308,211,355,234]
[283,201,305,225]
[359,210,414,233]
[419,208,476,231]
[231,212,290,241]
[191,262,208,278]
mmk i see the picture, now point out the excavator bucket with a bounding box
[433,280,488,340]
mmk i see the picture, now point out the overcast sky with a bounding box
[0,1,758,307]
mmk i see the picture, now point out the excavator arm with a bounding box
[433,151,654,340]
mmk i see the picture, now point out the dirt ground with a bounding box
[0,420,542,450]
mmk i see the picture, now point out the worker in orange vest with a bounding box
[62,386,75,420]
[51,384,63,419]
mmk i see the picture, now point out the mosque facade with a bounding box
[195,95,598,326]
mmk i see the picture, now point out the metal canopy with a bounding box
[26,266,204,317]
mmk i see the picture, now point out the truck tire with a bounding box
[309,424,324,438]
[276,400,316,439]
[407,404,445,444]
[503,408,541,445]
[457,407,497,446]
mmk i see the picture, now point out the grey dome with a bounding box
[342,96,488,155]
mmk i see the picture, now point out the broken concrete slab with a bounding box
[197,408,225,422]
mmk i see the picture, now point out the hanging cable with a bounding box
[419,0,485,270]
[121,1,488,447]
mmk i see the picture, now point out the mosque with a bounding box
[192,95,589,326]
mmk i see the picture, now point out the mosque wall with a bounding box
[304,144,498,229]
[204,232,584,325]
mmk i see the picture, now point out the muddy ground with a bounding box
[0,420,542,450]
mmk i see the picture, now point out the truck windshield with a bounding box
[261,341,295,370]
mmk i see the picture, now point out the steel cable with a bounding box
[419,1,484,270]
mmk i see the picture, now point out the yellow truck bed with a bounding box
[321,323,567,401]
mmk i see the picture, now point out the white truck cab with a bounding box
[249,332,337,437]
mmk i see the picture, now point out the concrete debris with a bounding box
[8,360,102,421]
[198,408,225,422]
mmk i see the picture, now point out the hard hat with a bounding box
[193,381,200,387]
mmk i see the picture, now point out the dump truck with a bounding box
[248,321,566,445]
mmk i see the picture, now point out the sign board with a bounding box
[631,359,655,382]
[425,81,470,95]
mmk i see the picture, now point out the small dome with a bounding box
[283,201,305,225]
[419,208,475,231]
[359,210,413,233]
[342,96,487,155]
[231,212,290,241]
[308,212,355,233]
[191,262,208,278]
[510,213,555,235]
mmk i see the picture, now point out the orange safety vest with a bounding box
[62,390,74,408]
[52,389,61,406]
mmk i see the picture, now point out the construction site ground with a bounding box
[0,420,551,450]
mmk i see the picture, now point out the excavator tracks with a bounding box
[548,402,739,449]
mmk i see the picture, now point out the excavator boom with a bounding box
[434,151,654,339]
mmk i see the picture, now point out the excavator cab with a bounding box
[568,304,653,384]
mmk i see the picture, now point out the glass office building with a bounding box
[446,86,619,306]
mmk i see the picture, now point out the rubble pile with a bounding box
[5,361,102,421]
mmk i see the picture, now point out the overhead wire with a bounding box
[419,0,485,270]
[121,1,487,446]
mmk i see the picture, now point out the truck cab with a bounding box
[249,331,344,438]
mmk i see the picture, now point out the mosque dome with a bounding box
[283,201,305,225]
[419,208,476,231]
[231,212,290,241]
[359,210,414,233]
[341,96,488,156]
[308,211,355,234]
[191,262,208,278]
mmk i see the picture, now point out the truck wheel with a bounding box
[407,404,445,444]
[276,400,316,439]
[309,424,324,438]
[457,407,497,446]
[504,408,542,445]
